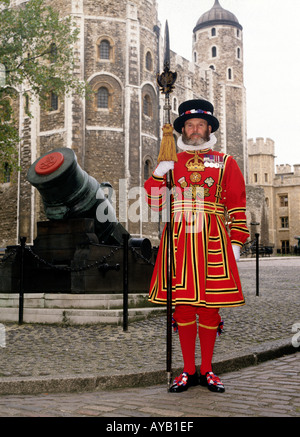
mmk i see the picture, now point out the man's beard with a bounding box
[182,127,210,146]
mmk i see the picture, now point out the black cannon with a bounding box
[0,148,153,294]
[27,147,128,246]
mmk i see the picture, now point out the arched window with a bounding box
[3,163,11,183]
[173,97,178,113]
[194,52,197,63]
[145,51,153,71]
[143,94,152,117]
[97,87,109,109]
[237,47,241,59]
[1,97,12,121]
[228,68,232,80]
[99,40,110,60]
[24,93,30,115]
[212,46,217,58]
[144,159,152,181]
[49,43,58,64]
[211,28,216,37]
[50,92,58,111]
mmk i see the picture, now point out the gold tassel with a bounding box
[157,124,178,163]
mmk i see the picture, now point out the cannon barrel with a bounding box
[27,148,129,246]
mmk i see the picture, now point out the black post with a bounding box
[19,237,26,325]
[166,173,172,388]
[255,233,259,296]
[156,21,177,390]
[123,233,129,331]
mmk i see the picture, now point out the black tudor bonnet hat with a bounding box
[173,99,219,133]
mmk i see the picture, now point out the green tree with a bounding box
[0,0,87,180]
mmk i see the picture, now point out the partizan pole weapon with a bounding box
[156,21,177,390]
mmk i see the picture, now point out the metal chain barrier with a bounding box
[1,239,252,267]
[240,239,256,256]
[0,240,154,270]
[1,236,260,326]
[25,243,122,272]
[0,248,18,263]
[129,245,155,266]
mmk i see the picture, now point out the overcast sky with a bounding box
[157,0,300,167]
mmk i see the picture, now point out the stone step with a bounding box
[0,293,149,309]
[0,306,165,325]
[0,293,165,325]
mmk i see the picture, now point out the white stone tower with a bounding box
[192,0,248,179]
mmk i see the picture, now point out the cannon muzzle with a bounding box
[27,148,128,245]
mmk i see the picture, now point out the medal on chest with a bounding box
[175,151,222,200]
[185,152,204,184]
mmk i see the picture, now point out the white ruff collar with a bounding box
[177,133,217,152]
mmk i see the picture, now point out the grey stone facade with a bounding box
[249,138,300,253]
[1,0,264,249]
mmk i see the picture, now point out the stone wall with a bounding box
[193,23,246,177]
[0,0,264,252]
[245,184,269,246]
[248,137,300,252]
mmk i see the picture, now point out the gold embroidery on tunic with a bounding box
[190,172,202,183]
[185,153,205,172]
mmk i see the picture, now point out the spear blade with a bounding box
[157,21,177,98]
[164,20,170,70]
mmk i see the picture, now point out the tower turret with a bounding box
[192,0,247,178]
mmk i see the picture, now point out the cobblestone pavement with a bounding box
[0,257,299,417]
[0,353,298,418]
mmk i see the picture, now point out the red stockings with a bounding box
[173,305,221,375]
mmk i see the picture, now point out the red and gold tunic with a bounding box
[144,148,249,308]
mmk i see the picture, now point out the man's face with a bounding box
[182,118,212,146]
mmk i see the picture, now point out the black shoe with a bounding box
[169,371,199,393]
[199,371,225,393]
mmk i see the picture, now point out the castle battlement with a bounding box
[276,163,300,176]
[276,164,292,174]
[248,137,275,156]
